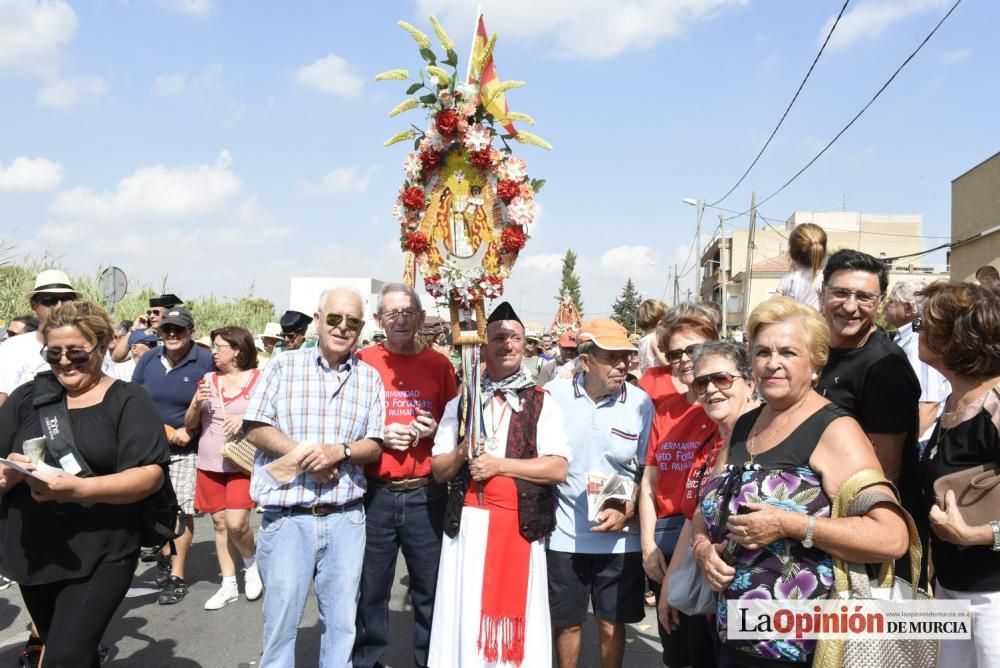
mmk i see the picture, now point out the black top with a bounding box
[729,403,851,469]
[919,406,1000,592]
[0,380,170,585]
[817,328,923,516]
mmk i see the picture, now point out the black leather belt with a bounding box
[285,497,364,516]
[367,476,432,492]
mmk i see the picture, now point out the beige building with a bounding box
[700,211,946,335]
[951,150,1000,281]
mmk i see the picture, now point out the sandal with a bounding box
[157,576,188,605]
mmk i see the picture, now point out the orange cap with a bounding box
[578,319,635,352]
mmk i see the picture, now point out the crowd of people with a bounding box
[0,229,998,667]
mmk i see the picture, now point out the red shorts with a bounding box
[194,469,255,513]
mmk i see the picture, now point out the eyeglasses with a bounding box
[210,344,234,352]
[280,330,305,340]
[146,309,165,317]
[666,343,702,365]
[588,349,633,366]
[159,325,187,337]
[33,294,74,308]
[826,287,881,307]
[691,371,741,395]
[325,313,364,332]
[41,346,97,365]
[911,316,924,332]
[380,309,420,321]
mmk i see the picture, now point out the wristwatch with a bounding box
[342,444,352,463]
[802,515,816,549]
[991,520,1000,552]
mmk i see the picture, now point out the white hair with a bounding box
[889,280,924,308]
[317,286,365,313]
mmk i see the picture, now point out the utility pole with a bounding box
[694,201,704,300]
[742,191,758,329]
[719,213,727,337]
[673,263,680,305]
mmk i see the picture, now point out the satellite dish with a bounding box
[99,266,128,314]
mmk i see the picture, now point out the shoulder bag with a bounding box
[813,468,937,668]
[216,371,258,475]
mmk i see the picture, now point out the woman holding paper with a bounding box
[0,301,170,668]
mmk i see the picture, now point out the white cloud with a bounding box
[822,0,947,51]
[160,0,212,16]
[49,150,241,220]
[295,54,364,97]
[0,0,76,77]
[416,0,746,59]
[0,156,64,192]
[519,253,564,274]
[599,246,659,279]
[36,221,89,242]
[152,72,186,96]
[36,75,107,109]
[316,166,376,194]
[942,48,971,64]
[209,195,290,245]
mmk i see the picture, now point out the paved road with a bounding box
[0,513,665,666]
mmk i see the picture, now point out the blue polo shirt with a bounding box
[546,373,653,554]
[132,344,215,454]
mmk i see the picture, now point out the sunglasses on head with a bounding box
[666,343,701,365]
[33,294,74,308]
[41,346,97,365]
[325,313,364,332]
[691,371,740,395]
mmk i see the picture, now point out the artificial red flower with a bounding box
[403,231,431,254]
[435,109,459,135]
[401,186,426,210]
[496,179,521,204]
[469,148,494,170]
[420,151,441,172]
[500,226,527,253]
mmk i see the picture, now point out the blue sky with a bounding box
[0,0,996,324]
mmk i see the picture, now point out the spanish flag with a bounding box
[469,12,517,136]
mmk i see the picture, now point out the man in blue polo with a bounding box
[545,319,653,668]
[132,306,214,605]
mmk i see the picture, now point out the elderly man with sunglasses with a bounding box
[0,270,79,408]
[132,306,215,605]
[109,293,182,363]
[243,286,386,668]
[545,319,654,668]
[352,283,457,668]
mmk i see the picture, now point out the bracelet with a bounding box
[691,534,710,552]
[991,520,1000,552]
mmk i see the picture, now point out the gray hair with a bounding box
[317,286,365,312]
[577,340,597,357]
[659,301,722,331]
[375,282,423,314]
[889,280,924,309]
[690,340,751,380]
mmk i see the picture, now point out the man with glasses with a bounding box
[545,319,654,668]
[0,270,78,407]
[110,293,182,362]
[132,307,215,605]
[885,280,951,454]
[353,283,457,668]
[3,315,40,341]
[277,310,312,352]
[243,287,385,667]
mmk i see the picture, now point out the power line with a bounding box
[708,0,851,207]
[720,0,964,220]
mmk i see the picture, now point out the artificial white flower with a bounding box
[403,153,422,181]
[463,123,492,152]
[506,196,537,226]
[497,156,528,181]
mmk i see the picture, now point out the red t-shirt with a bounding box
[356,344,458,479]
[639,366,680,410]
[644,392,717,518]
[679,433,724,520]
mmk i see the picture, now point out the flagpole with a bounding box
[464,5,483,83]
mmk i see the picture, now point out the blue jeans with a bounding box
[257,506,366,667]
[353,483,445,668]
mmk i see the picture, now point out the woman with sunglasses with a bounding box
[915,281,1000,667]
[657,341,759,658]
[690,297,907,666]
[638,304,720,668]
[0,301,170,667]
[184,326,263,611]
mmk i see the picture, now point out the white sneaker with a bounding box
[244,565,264,601]
[204,585,239,610]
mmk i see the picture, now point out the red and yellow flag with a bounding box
[469,13,517,136]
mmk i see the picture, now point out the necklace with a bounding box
[930,379,1000,459]
[747,393,811,466]
[485,396,510,453]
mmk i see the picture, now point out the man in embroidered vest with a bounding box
[546,319,654,668]
[243,287,386,667]
[353,283,457,668]
[428,301,570,668]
